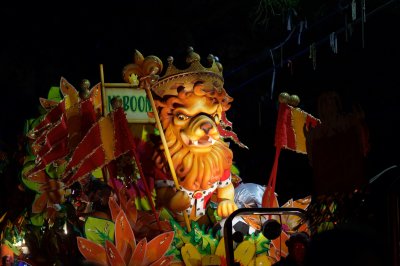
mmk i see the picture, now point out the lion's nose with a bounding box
[200,122,213,134]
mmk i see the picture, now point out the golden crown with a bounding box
[123,47,224,97]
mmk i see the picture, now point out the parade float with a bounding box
[0,48,322,265]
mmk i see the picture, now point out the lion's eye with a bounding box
[177,113,189,121]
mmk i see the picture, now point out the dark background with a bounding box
[0,2,399,262]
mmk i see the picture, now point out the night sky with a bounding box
[1,2,399,201]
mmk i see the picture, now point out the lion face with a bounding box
[173,93,222,153]
[154,85,233,191]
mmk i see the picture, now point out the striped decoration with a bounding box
[263,103,320,207]
[275,103,320,153]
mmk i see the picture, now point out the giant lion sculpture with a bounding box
[123,48,239,222]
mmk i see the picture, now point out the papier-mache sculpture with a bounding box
[122,47,244,222]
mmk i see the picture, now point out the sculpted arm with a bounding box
[216,182,238,218]
[156,187,190,212]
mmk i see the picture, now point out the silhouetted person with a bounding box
[305,91,369,195]
[1,256,11,266]
[273,232,310,266]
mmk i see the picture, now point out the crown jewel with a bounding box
[123,47,224,97]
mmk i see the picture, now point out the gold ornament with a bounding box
[152,47,224,97]
[79,79,91,99]
[289,94,300,107]
[278,92,290,103]
[122,47,224,98]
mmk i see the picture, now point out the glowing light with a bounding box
[63,221,68,235]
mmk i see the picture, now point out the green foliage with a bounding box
[246,232,271,255]
[30,213,44,227]
[45,162,66,180]
[47,86,62,102]
[21,158,42,193]
[167,218,221,261]
[3,239,21,256]
[231,164,240,176]
[169,218,192,250]
[84,216,115,246]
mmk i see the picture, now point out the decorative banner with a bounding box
[274,103,320,154]
[263,100,320,208]
[27,78,100,177]
[62,107,135,186]
[104,88,155,123]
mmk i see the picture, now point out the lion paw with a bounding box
[217,200,238,218]
[169,191,191,212]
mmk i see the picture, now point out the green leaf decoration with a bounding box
[91,167,103,179]
[190,221,203,244]
[169,219,192,249]
[317,221,334,233]
[23,155,36,165]
[140,196,152,211]
[187,221,220,255]
[201,234,219,255]
[205,207,222,225]
[24,117,43,135]
[21,175,42,193]
[231,164,240,176]
[30,213,44,226]
[21,156,35,176]
[167,218,221,260]
[247,233,271,255]
[84,216,115,246]
[45,162,66,179]
[159,207,174,221]
[47,86,62,102]
[134,195,156,211]
[166,245,182,261]
[4,239,21,256]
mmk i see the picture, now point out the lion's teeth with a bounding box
[210,138,216,144]
[192,140,198,146]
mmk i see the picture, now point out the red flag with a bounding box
[30,77,78,139]
[35,113,68,157]
[63,107,135,186]
[29,101,66,138]
[27,78,101,177]
[274,103,319,153]
[262,103,320,207]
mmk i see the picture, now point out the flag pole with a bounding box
[142,74,192,232]
[99,64,106,117]
[101,64,164,231]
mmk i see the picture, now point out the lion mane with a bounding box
[153,83,234,191]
